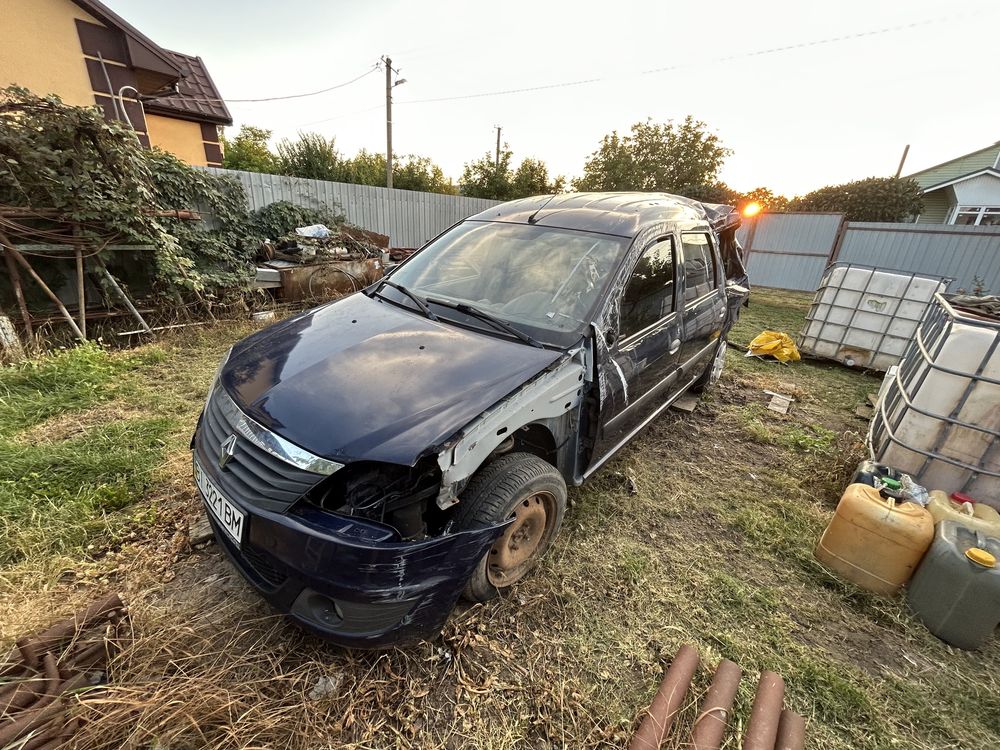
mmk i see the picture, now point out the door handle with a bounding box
[669,339,680,355]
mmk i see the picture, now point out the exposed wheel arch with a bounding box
[509,423,558,467]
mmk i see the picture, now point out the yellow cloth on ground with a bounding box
[747,331,801,363]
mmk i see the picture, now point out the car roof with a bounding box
[466,192,711,238]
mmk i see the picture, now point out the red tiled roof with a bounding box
[144,50,232,125]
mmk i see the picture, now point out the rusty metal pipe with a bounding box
[0,672,87,746]
[742,671,785,750]
[0,675,45,713]
[30,594,123,653]
[65,639,109,670]
[629,644,700,750]
[17,717,67,750]
[33,739,72,750]
[775,709,806,750]
[690,659,742,750]
[16,636,40,668]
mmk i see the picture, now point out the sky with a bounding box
[109,0,998,196]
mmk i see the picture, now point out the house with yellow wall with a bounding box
[2,0,231,166]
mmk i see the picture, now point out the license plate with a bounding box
[194,457,245,547]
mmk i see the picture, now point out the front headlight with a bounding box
[204,346,232,409]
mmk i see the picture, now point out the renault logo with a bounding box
[219,434,238,470]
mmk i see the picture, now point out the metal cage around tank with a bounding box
[798,263,952,371]
[869,293,1000,499]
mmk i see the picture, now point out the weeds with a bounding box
[0,418,171,563]
[781,424,837,454]
[0,343,174,563]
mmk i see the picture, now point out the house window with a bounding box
[953,206,1000,226]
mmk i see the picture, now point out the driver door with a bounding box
[591,236,683,464]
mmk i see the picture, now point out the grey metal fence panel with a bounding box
[743,212,844,290]
[835,223,1000,293]
[751,212,844,255]
[201,167,499,248]
[746,252,834,292]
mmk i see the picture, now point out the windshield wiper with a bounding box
[369,279,437,321]
[426,298,543,348]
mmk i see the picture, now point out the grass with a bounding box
[1,294,998,749]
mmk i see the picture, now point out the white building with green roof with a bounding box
[906,142,1000,225]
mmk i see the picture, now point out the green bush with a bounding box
[790,177,924,222]
[249,200,344,241]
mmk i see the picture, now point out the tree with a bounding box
[574,117,731,195]
[739,186,789,213]
[341,149,385,186]
[221,125,278,173]
[461,146,515,200]
[276,132,346,181]
[512,157,565,198]
[789,177,923,222]
[684,182,739,205]
[393,155,456,194]
[461,146,563,200]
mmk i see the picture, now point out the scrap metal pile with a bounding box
[255,223,388,301]
[0,594,128,749]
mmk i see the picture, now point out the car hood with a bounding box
[221,293,562,465]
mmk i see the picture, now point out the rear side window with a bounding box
[681,232,718,302]
[619,237,675,339]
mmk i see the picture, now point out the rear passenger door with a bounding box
[593,236,683,458]
[678,231,726,377]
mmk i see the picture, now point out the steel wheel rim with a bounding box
[487,490,557,587]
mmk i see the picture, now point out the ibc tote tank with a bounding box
[798,264,949,371]
[869,294,1000,504]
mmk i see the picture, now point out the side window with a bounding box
[681,232,718,303]
[619,237,675,339]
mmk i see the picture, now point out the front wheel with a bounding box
[454,452,567,602]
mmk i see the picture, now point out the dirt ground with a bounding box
[2,288,998,749]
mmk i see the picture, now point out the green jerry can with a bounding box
[906,520,1000,650]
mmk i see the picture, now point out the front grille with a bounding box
[197,387,327,512]
[241,544,288,590]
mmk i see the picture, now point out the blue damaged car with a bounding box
[192,193,748,647]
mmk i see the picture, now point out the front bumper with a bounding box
[196,462,505,648]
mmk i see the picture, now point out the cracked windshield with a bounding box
[387,220,628,337]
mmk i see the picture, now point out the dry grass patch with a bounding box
[12,402,148,445]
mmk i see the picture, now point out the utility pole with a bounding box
[385,57,394,189]
[894,144,910,178]
[381,56,407,190]
[495,125,502,169]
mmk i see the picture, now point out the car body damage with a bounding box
[192,192,748,647]
[434,348,588,508]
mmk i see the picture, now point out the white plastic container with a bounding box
[798,264,950,371]
[869,294,1000,504]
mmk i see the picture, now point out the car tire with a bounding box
[455,452,567,603]
[690,339,727,394]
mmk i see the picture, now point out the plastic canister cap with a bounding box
[965,548,997,568]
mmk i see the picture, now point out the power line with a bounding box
[173,65,380,105]
[639,18,944,75]
[395,13,971,106]
[397,75,601,105]
[297,103,384,128]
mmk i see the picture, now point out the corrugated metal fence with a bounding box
[739,213,1000,293]
[737,213,844,291]
[835,223,1000,292]
[200,167,499,248]
[195,170,1000,293]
